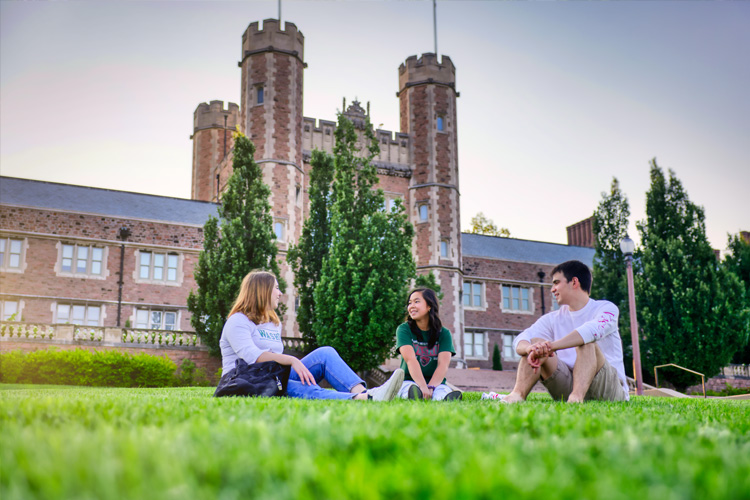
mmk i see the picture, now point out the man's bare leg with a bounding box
[504,338,558,403]
[568,343,605,403]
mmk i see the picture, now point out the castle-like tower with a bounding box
[191,101,239,202]
[192,20,463,350]
[398,54,463,356]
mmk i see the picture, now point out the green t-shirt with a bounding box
[396,322,455,384]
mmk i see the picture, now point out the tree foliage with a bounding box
[414,271,443,301]
[287,150,336,351]
[725,233,750,363]
[635,160,748,389]
[312,113,415,373]
[469,212,510,238]
[591,177,633,374]
[187,132,284,355]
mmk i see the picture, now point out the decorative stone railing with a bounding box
[722,364,749,377]
[0,321,312,353]
[0,321,200,347]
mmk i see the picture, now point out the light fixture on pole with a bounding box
[620,234,643,396]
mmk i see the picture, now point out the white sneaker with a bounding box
[367,369,405,401]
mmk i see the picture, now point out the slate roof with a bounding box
[462,232,595,267]
[0,177,219,226]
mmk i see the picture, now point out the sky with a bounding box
[1,0,748,251]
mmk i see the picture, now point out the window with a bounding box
[503,334,521,361]
[382,196,402,213]
[1,300,19,321]
[256,85,264,104]
[436,115,444,131]
[502,285,532,312]
[273,220,285,241]
[465,331,485,358]
[418,203,429,222]
[440,240,449,258]
[135,309,177,331]
[551,293,560,311]
[56,304,101,326]
[138,251,179,282]
[60,244,105,276]
[0,238,23,271]
[463,281,483,307]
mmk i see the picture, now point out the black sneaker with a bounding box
[444,390,463,401]
[408,384,423,400]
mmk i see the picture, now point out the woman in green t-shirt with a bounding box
[396,288,462,401]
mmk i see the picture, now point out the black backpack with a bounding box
[214,359,291,398]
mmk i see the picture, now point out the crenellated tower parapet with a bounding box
[191,100,239,202]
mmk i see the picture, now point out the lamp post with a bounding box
[620,234,643,396]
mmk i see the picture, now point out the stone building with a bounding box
[1,17,596,368]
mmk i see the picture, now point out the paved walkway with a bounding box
[445,368,546,393]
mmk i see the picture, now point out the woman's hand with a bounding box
[291,358,316,386]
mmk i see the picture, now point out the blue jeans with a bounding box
[287,346,366,400]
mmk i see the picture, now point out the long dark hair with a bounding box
[405,288,443,349]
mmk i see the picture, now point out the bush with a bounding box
[492,343,503,371]
[0,348,176,387]
[174,358,213,387]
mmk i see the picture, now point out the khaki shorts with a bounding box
[542,357,627,402]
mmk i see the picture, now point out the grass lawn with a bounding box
[1,385,749,500]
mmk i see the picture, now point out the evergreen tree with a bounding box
[287,150,336,352]
[313,113,415,373]
[591,178,632,374]
[725,233,750,363]
[635,160,747,389]
[492,343,503,371]
[187,132,284,355]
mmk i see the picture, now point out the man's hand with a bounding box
[526,341,555,374]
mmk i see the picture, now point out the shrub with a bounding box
[0,348,176,387]
[492,343,503,371]
[174,358,213,387]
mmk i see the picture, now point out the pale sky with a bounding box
[1,0,748,250]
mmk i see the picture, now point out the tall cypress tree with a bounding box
[313,113,415,373]
[725,233,750,364]
[635,159,747,389]
[287,150,336,351]
[592,178,632,374]
[187,132,284,355]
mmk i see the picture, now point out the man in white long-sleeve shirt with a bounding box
[503,260,629,403]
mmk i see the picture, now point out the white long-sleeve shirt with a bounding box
[219,313,284,376]
[513,298,629,399]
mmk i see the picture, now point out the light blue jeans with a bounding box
[287,346,366,400]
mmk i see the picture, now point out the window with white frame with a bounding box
[417,203,429,222]
[465,331,485,358]
[60,243,105,276]
[382,195,403,213]
[1,300,19,321]
[135,309,178,331]
[436,115,445,132]
[551,293,560,311]
[273,220,285,241]
[463,281,483,308]
[440,240,450,258]
[502,285,532,312]
[56,304,101,326]
[0,238,24,271]
[503,334,521,361]
[138,251,179,282]
[256,85,265,105]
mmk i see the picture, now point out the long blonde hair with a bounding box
[228,270,280,325]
